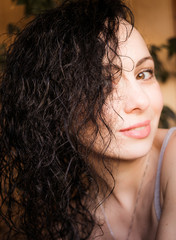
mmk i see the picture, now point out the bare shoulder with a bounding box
[152,128,176,196]
[154,128,176,161]
[155,127,176,239]
[161,127,176,182]
[155,128,176,191]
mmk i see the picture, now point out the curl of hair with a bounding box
[0,0,134,239]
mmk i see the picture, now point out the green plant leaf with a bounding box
[167,37,176,58]
[7,23,20,34]
[150,45,169,83]
[159,105,176,128]
[21,0,57,16]
[16,0,26,5]
[0,43,6,70]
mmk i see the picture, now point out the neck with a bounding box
[115,154,150,211]
[89,151,151,210]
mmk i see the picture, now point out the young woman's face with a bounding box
[82,24,163,160]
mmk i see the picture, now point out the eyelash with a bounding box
[136,69,154,80]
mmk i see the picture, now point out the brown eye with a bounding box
[136,70,153,80]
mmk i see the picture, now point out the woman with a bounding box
[0,0,176,239]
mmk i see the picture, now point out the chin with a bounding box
[105,133,155,160]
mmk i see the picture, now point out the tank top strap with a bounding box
[154,127,176,221]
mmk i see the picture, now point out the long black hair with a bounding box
[0,0,134,239]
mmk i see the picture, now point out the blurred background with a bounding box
[0,0,176,128]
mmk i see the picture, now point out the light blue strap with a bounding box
[154,127,176,221]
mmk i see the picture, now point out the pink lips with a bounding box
[119,120,151,139]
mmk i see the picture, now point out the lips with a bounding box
[119,120,151,139]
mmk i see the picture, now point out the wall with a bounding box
[129,0,176,112]
[129,0,174,44]
[0,0,24,41]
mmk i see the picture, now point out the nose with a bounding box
[124,81,150,114]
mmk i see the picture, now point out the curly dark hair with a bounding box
[0,0,134,239]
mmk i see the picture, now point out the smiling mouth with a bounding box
[119,120,151,139]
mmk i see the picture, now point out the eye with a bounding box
[136,69,154,80]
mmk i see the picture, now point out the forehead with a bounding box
[103,21,151,71]
[118,23,150,63]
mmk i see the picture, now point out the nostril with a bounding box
[124,88,150,113]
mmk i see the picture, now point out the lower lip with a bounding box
[120,124,151,139]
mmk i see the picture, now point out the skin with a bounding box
[85,24,163,160]
[86,23,176,240]
[155,129,176,240]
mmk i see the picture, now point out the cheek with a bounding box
[78,114,113,154]
[102,91,122,124]
[149,83,163,115]
[78,103,121,155]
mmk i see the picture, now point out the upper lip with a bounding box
[119,120,150,132]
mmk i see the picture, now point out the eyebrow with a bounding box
[135,56,154,68]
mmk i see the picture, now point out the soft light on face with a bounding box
[81,22,163,161]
